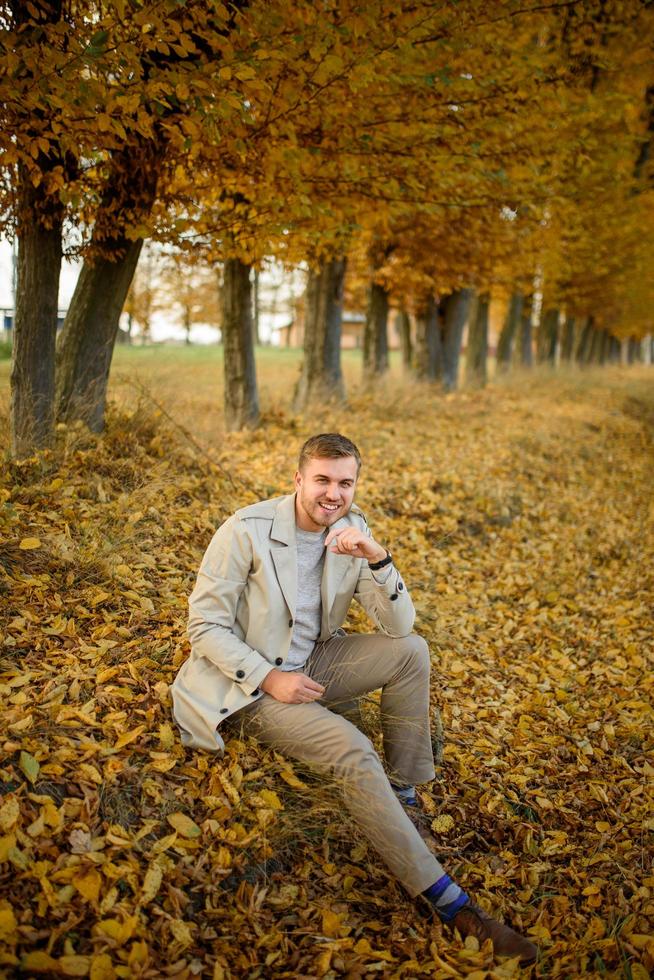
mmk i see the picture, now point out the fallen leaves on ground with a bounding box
[0,368,652,978]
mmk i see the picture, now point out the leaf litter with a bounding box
[0,370,652,978]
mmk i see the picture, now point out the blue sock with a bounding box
[391,783,418,806]
[423,874,469,922]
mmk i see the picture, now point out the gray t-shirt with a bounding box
[282,527,326,670]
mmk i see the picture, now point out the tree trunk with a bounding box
[363,280,389,377]
[396,309,412,370]
[184,305,192,345]
[560,316,576,362]
[442,288,474,391]
[466,293,489,387]
[11,165,63,457]
[293,257,346,410]
[413,296,442,381]
[56,138,160,429]
[252,268,260,346]
[588,325,604,363]
[538,308,559,365]
[222,257,259,430]
[56,239,143,429]
[627,336,641,364]
[576,316,594,364]
[597,328,611,365]
[9,0,65,458]
[520,297,534,367]
[609,336,621,363]
[496,293,523,372]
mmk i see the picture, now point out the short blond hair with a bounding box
[298,433,362,474]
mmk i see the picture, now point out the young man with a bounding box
[172,433,537,964]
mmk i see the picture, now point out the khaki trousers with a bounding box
[235,632,444,896]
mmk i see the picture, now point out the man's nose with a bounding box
[324,484,341,499]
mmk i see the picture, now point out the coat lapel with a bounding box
[270,495,297,618]
[320,516,351,636]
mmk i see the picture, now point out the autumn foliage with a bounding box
[0,356,652,978]
[2,0,654,453]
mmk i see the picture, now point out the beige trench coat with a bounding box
[171,493,415,752]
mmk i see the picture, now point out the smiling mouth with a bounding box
[319,502,340,512]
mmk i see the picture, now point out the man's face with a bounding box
[294,455,358,532]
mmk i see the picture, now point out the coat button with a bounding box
[275,657,283,665]
[251,689,260,696]
[288,618,294,628]
[390,593,398,601]
[236,669,245,679]
[398,581,404,591]
[220,707,229,714]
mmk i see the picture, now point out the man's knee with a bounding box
[402,633,430,674]
[334,724,379,776]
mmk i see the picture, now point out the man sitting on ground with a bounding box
[172,432,537,964]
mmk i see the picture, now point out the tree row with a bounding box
[2,0,653,453]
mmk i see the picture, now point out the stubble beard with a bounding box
[302,493,348,530]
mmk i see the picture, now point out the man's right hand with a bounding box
[260,669,325,704]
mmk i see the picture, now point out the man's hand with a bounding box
[260,669,325,704]
[324,527,387,563]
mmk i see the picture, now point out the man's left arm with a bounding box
[325,524,416,637]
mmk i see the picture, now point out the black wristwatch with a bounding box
[368,550,392,571]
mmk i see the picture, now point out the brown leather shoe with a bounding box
[451,902,538,965]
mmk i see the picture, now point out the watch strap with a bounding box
[368,550,392,571]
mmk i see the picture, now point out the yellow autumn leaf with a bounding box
[20,951,58,972]
[42,799,62,829]
[128,941,148,967]
[280,768,308,789]
[26,812,45,838]
[0,797,20,832]
[89,953,116,980]
[59,955,92,977]
[19,537,41,549]
[148,756,177,773]
[166,812,201,838]
[152,832,177,853]
[73,867,102,903]
[19,750,40,784]
[169,919,194,947]
[431,814,455,834]
[95,916,136,944]
[321,909,345,938]
[78,763,103,784]
[314,949,332,976]
[158,723,175,749]
[113,725,146,750]
[258,788,283,810]
[0,905,17,941]
[141,862,164,904]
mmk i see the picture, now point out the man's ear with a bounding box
[294,470,301,490]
